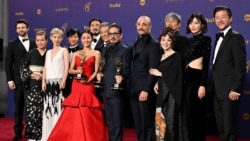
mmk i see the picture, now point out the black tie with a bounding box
[22,38,29,42]
[216,32,224,40]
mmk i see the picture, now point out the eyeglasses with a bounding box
[108,32,120,37]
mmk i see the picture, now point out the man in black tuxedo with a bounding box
[164,12,187,59]
[89,18,104,51]
[130,16,161,141]
[97,23,132,141]
[211,6,246,141]
[5,19,36,141]
[63,28,82,98]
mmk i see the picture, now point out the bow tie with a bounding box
[68,47,78,52]
[22,38,29,42]
[93,39,97,43]
[216,32,224,39]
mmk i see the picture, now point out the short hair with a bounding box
[15,19,29,28]
[213,5,232,18]
[158,27,176,49]
[50,28,64,36]
[109,23,122,34]
[66,28,81,38]
[36,30,48,40]
[88,18,102,26]
[99,22,110,29]
[186,12,208,34]
[164,12,182,23]
[81,29,93,39]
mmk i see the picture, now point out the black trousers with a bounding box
[13,82,25,136]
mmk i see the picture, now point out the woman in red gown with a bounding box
[48,30,108,141]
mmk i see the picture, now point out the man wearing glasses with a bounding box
[97,23,132,141]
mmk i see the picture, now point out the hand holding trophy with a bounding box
[75,50,87,82]
[94,57,105,88]
[111,57,124,90]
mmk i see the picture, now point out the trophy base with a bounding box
[94,81,103,89]
[111,83,124,90]
[74,74,87,80]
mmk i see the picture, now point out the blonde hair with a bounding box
[50,28,63,37]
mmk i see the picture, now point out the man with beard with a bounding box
[130,16,161,141]
[5,19,36,141]
[89,18,104,51]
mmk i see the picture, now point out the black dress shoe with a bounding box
[12,135,22,141]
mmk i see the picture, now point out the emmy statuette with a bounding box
[111,57,124,90]
[94,57,105,88]
[75,50,87,81]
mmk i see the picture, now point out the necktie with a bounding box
[216,32,224,41]
[22,38,29,42]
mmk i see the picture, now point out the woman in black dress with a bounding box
[20,30,48,140]
[184,13,211,141]
[149,27,188,141]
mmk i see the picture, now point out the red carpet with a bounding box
[0,117,249,141]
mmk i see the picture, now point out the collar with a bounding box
[220,26,231,37]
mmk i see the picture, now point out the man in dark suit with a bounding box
[63,28,82,98]
[130,16,161,141]
[5,19,36,141]
[89,18,104,51]
[212,6,246,141]
[97,23,132,141]
[164,12,187,60]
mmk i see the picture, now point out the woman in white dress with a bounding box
[41,28,69,141]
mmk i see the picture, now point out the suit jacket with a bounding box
[94,37,104,52]
[130,34,161,96]
[173,31,188,58]
[5,38,36,84]
[101,42,132,98]
[211,28,246,99]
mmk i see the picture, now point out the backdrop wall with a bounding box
[8,0,250,138]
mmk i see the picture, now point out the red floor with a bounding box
[1,117,249,141]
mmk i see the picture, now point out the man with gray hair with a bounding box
[164,12,187,58]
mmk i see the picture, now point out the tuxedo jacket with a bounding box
[101,42,132,98]
[5,38,36,84]
[211,28,246,99]
[130,34,161,97]
[94,37,104,52]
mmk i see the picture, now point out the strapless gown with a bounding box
[48,56,108,141]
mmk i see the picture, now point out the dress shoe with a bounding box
[12,135,22,141]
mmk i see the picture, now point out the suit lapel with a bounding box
[214,29,232,64]
[16,39,28,53]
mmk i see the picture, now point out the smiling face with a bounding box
[16,23,29,37]
[108,27,122,44]
[67,33,79,46]
[160,34,173,51]
[100,25,109,43]
[36,34,47,50]
[81,32,93,48]
[214,10,232,31]
[189,17,202,35]
[90,20,101,36]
